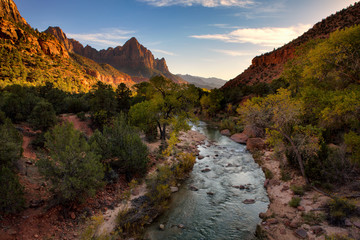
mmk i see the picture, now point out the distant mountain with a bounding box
[0,0,136,92]
[222,2,360,89]
[45,27,185,84]
[177,74,227,89]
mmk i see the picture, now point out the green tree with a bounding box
[129,100,158,141]
[200,88,224,117]
[238,88,316,183]
[28,100,57,131]
[90,81,117,128]
[90,115,148,180]
[0,166,25,214]
[0,119,23,167]
[37,122,104,204]
[115,83,132,113]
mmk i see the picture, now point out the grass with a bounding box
[289,197,301,208]
[290,185,305,196]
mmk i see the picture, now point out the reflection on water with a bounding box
[145,122,269,240]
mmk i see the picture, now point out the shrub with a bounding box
[28,100,57,131]
[262,167,274,179]
[90,115,148,180]
[327,198,356,226]
[289,197,301,208]
[291,185,305,196]
[0,166,25,214]
[0,119,23,167]
[37,122,104,204]
[301,212,325,225]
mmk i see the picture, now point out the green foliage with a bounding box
[289,197,301,208]
[0,166,25,214]
[90,115,148,179]
[37,122,104,204]
[28,100,57,131]
[262,167,274,179]
[290,185,305,196]
[325,234,354,240]
[0,120,23,167]
[301,212,325,225]
[129,100,158,141]
[200,88,224,117]
[327,198,356,226]
[344,131,360,165]
[116,83,132,113]
[219,118,244,134]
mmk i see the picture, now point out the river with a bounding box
[145,121,269,240]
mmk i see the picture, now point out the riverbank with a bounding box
[91,128,206,239]
[254,148,360,240]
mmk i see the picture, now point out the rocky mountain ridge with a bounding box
[45,27,184,84]
[222,2,360,89]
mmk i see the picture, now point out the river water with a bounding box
[145,122,269,240]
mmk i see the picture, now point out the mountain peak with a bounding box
[0,0,27,25]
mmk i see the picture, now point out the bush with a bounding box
[302,212,325,225]
[90,115,148,180]
[289,197,301,208]
[0,166,25,214]
[0,120,23,167]
[290,185,305,196]
[262,167,274,179]
[28,100,57,131]
[327,198,356,226]
[37,122,104,204]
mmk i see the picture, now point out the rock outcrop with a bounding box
[0,0,27,25]
[45,27,184,84]
[222,2,360,89]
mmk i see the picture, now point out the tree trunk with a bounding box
[280,130,310,184]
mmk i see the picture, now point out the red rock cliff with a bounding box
[222,2,360,89]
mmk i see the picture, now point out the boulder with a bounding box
[242,125,257,138]
[230,133,248,144]
[201,168,211,173]
[294,228,307,239]
[243,199,255,204]
[246,138,266,152]
[159,224,165,230]
[220,129,231,136]
[198,155,205,160]
[170,186,179,193]
[189,185,198,191]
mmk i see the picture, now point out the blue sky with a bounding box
[15,0,358,80]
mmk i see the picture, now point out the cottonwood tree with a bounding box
[238,88,321,184]
[130,76,198,141]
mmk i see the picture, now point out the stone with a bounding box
[201,168,211,173]
[246,138,266,152]
[230,133,248,144]
[178,224,185,229]
[220,129,231,136]
[198,155,205,160]
[352,221,360,229]
[280,228,286,235]
[159,224,165,230]
[294,228,308,239]
[289,220,300,228]
[70,212,76,219]
[311,226,324,235]
[259,212,266,219]
[281,185,290,191]
[207,192,215,195]
[297,206,305,211]
[267,218,278,225]
[170,186,179,193]
[189,185,198,191]
[34,234,39,238]
[345,219,352,227]
[243,199,255,204]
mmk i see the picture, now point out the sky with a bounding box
[14,0,358,80]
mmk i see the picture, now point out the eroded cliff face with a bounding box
[0,0,27,25]
[45,26,184,83]
[222,2,360,89]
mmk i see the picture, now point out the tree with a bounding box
[115,83,132,113]
[90,115,148,180]
[0,166,25,214]
[129,100,158,141]
[130,76,198,141]
[28,100,57,131]
[0,119,23,167]
[200,88,224,117]
[37,122,104,204]
[90,81,117,128]
[238,88,314,183]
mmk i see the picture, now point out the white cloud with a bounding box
[213,49,254,56]
[139,0,254,7]
[152,49,177,56]
[67,28,135,48]
[190,24,311,47]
